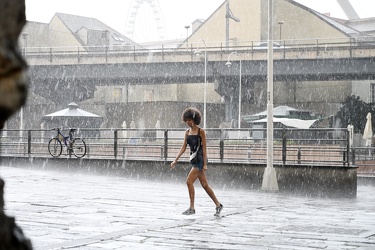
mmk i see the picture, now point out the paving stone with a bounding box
[1,165,375,249]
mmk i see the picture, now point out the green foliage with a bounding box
[335,95,374,133]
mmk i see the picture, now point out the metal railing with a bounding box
[0,127,353,166]
[21,36,375,65]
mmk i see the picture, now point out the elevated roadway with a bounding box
[26,41,375,103]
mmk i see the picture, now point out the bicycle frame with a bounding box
[48,128,86,158]
[55,129,70,146]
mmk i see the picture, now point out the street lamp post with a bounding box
[225,52,242,132]
[225,1,240,48]
[184,25,190,50]
[194,39,207,129]
[262,0,279,191]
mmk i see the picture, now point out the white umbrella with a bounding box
[43,102,102,130]
[44,102,101,118]
[121,121,127,142]
[363,112,373,147]
[155,120,163,139]
[129,121,137,143]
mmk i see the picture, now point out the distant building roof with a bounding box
[313,11,362,36]
[192,19,205,32]
[55,13,108,33]
[289,0,363,37]
[55,13,140,48]
[343,17,375,36]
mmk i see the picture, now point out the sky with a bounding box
[25,0,375,42]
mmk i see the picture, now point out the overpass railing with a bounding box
[22,36,375,64]
[0,128,353,167]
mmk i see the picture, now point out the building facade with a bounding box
[12,0,375,131]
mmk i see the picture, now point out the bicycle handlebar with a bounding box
[51,128,77,132]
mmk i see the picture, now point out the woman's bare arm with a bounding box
[170,130,188,168]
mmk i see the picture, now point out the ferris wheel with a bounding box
[125,0,166,43]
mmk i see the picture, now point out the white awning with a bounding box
[44,102,101,118]
[44,108,100,118]
[251,117,317,129]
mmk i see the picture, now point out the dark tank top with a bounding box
[186,128,203,155]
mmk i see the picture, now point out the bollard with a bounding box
[282,129,286,165]
[87,144,90,158]
[164,130,168,162]
[220,129,224,162]
[220,139,224,162]
[351,147,356,166]
[247,146,251,161]
[346,129,350,167]
[27,130,31,155]
[114,129,118,159]
[297,146,301,164]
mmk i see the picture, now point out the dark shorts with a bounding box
[192,158,207,171]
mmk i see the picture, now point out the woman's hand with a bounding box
[203,164,207,171]
[170,160,177,169]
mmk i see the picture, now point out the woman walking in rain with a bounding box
[170,107,223,216]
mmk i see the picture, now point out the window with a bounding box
[112,34,125,42]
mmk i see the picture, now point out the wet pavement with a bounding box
[1,165,375,250]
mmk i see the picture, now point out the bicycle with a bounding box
[48,128,87,158]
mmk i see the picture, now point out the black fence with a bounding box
[0,127,356,167]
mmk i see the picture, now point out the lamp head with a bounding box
[194,49,202,56]
[225,61,232,68]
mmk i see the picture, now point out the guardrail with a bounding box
[0,127,353,166]
[21,37,375,65]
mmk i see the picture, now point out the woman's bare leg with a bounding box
[198,172,220,207]
[186,168,200,209]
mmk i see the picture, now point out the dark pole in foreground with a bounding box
[0,0,32,249]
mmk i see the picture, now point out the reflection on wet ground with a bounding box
[1,166,375,249]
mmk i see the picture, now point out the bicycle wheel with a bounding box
[71,138,86,158]
[48,138,62,157]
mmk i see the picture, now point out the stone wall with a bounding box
[2,156,357,198]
